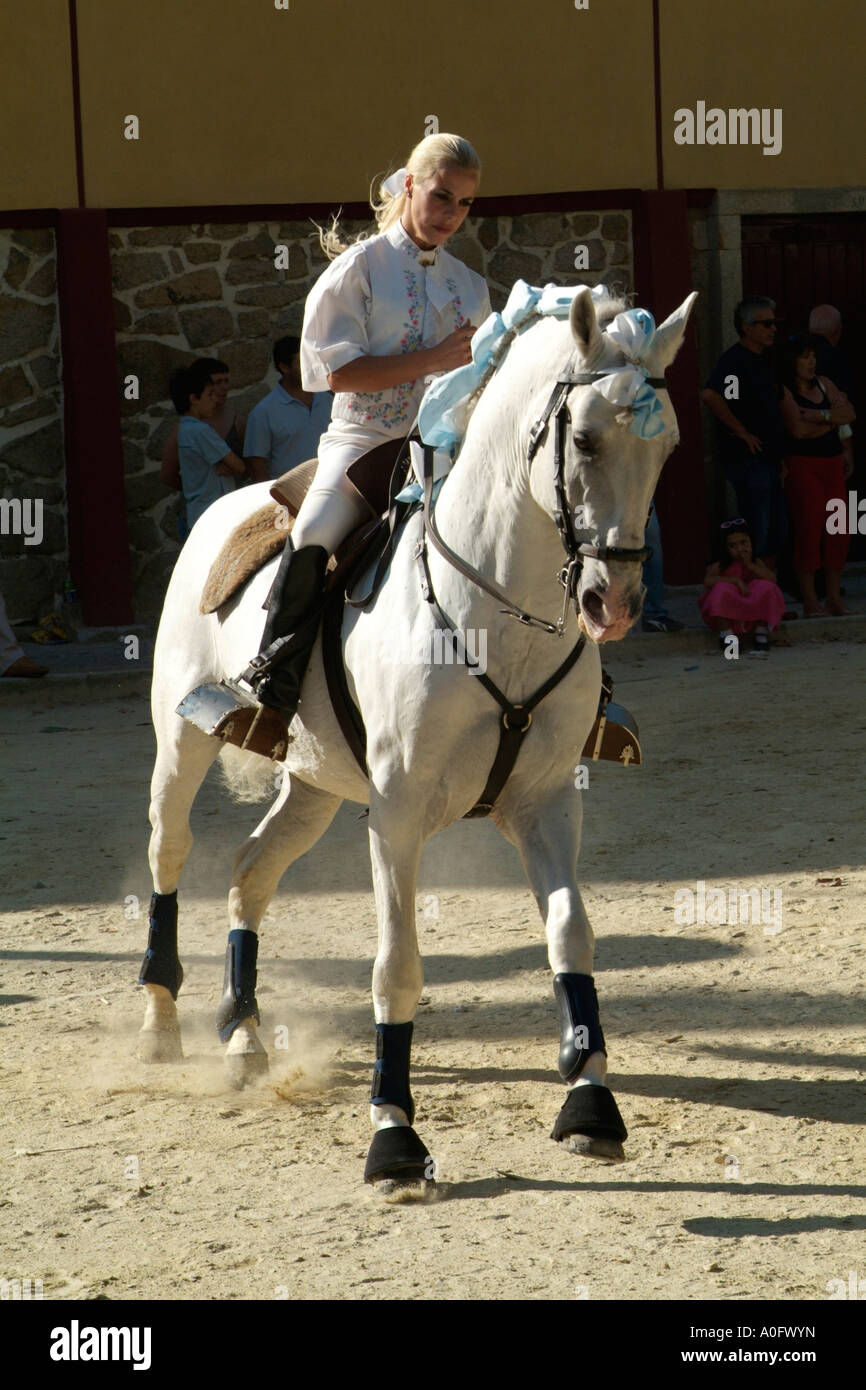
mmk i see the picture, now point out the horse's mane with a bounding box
[461,283,631,438]
[589,285,631,332]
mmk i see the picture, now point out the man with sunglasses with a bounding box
[702,296,788,563]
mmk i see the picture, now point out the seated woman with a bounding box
[181,131,489,752]
[699,519,785,657]
[779,333,856,617]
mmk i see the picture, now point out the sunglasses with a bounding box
[721,518,747,529]
[751,319,777,327]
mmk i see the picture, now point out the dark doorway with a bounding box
[742,212,866,559]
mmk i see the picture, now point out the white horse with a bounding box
[140,285,696,1188]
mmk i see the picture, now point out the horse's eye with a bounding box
[573,434,594,455]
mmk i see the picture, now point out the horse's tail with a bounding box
[217,744,280,804]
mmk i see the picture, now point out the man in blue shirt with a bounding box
[171,362,246,530]
[244,336,332,483]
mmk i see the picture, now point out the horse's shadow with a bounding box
[329,1059,863,1127]
[440,1176,866,1211]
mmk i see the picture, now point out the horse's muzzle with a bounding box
[579,574,642,643]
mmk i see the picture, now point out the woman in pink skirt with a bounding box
[699,519,786,657]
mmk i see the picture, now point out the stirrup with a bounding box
[176,680,291,761]
[581,669,642,766]
[582,700,641,764]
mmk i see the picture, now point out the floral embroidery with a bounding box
[340,268,424,428]
[445,276,469,329]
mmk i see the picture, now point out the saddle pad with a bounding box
[203,438,409,616]
[200,504,292,615]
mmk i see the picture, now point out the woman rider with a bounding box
[184,132,490,752]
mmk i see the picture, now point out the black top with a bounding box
[786,380,842,458]
[705,342,785,465]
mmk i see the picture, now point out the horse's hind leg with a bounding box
[139,720,222,1062]
[497,786,627,1165]
[219,775,342,1089]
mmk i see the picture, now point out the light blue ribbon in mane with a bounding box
[416,280,666,452]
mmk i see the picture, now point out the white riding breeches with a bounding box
[290,420,399,555]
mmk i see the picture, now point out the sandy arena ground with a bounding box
[0,639,863,1302]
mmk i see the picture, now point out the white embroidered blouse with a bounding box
[300,220,490,435]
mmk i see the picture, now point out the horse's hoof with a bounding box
[551,1084,628,1164]
[364,1125,435,1190]
[137,1028,183,1063]
[373,1176,439,1204]
[560,1133,625,1164]
[225,1049,270,1090]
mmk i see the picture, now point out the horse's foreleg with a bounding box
[219,775,342,1089]
[363,802,433,1192]
[140,722,222,1062]
[498,789,627,1164]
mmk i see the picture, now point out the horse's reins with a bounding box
[421,369,665,637]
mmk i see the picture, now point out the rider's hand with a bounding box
[428,325,476,374]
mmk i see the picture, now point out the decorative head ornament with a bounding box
[418,281,667,451]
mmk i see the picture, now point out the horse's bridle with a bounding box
[421,368,667,636]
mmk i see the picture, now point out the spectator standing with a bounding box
[161,358,246,541]
[161,357,246,490]
[640,499,683,632]
[170,362,246,531]
[808,305,853,395]
[701,296,788,563]
[808,305,855,481]
[244,336,333,483]
[779,334,855,616]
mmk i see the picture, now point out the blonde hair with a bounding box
[317,133,481,260]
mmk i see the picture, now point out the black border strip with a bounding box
[67,0,86,208]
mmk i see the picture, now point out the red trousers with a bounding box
[784,453,849,573]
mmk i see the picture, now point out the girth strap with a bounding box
[415,539,585,817]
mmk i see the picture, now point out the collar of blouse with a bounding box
[385,219,467,315]
[387,218,440,268]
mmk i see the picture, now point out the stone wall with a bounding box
[112,208,633,621]
[0,228,66,620]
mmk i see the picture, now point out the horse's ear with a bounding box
[647,290,698,374]
[569,286,603,357]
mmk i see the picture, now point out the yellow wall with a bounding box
[0,0,78,209]
[2,0,864,210]
[75,0,655,205]
[660,0,866,188]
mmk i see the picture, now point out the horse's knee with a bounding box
[372,949,423,1020]
[545,889,593,975]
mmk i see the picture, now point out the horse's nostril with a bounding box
[582,590,605,624]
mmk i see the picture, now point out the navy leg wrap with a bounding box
[370,1022,415,1125]
[554,972,606,1082]
[215,929,261,1043]
[138,892,183,1000]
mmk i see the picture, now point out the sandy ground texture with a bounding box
[0,638,863,1302]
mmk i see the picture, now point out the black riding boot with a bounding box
[243,540,329,715]
[176,539,329,760]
